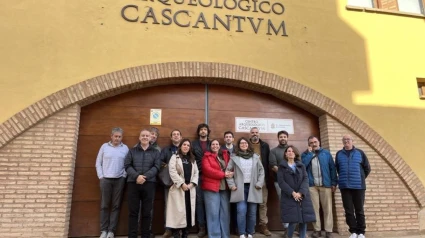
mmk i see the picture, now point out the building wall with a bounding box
[320,115,421,234]
[0,106,80,238]
[0,103,422,237]
[1,1,424,187]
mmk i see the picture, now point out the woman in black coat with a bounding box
[277,145,316,238]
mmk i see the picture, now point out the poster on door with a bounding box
[235,117,294,134]
[150,109,162,125]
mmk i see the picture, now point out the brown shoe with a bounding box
[311,231,321,238]
[282,230,288,238]
[258,224,272,236]
[197,226,206,238]
[163,229,172,238]
[325,232,333,238]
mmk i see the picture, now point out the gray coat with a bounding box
[226,153,265,203]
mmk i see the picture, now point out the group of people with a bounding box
[95,124,371,238]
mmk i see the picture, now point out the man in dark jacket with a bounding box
[125,129,161,238]
[249,127,271,236]
[221,131,235,154]
[335,135,371,238]
[191,123,211,237]
[301,136,337,238]
[269,130,289,201]
[160,129,182,238]
[149,127,161,152]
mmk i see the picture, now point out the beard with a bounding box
[279,141,287,146]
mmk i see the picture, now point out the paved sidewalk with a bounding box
[106,232,425,238]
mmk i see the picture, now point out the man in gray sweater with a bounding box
[268,130,289,234]
[268,130,289,201]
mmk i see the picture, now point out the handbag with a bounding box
[158,164,173,187]
[158,154,180,187]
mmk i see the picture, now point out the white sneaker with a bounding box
[357,234,365,238]
[240,235,246,238]
[106,231,114,238]
[100,231,107,238]
[349,233,357,238]
[248,235,253,238]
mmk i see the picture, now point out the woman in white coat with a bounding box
[226,137,265,238]
[166,138,199,238]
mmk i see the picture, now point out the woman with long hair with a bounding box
[277,145,315,238]
[166,138,199,238]
[226,137,265,238]
[202,139,233,238]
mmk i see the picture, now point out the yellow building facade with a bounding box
[1,0,425,237]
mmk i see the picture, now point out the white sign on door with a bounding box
[235,117,294,134]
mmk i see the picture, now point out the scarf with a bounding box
[237,150,254,159]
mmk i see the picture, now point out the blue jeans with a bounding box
[287,223,307,238]
[204,190,230,238]
[236,184,257,236]
[196,178,206,227]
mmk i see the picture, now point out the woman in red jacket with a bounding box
[202,139,233,238]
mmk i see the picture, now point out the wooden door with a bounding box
[69,84,319,236]
[207,85,319,230]
[69,84,206,237]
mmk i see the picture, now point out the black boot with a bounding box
[172,229,181,238]
[182,228,189,238]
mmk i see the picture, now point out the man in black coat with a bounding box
[249,127,271,236]
[125,129,161,238]
[191,123,211,237]
[160,129,182,238]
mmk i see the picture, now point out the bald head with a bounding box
[342,134,353,150]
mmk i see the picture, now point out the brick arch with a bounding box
[1,62,424,207]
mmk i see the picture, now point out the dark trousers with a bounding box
[128,182,156,238]
[340,189,366,235]
[196,177,206,227]
[100,177,126,232]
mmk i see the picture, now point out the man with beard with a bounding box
[220,130,237,234]
[269,130,289,201]
[249,127,271,236]
[160,129,183,238]
[191,123,211,237]
[301,136,337,238]
[221,131,235,154]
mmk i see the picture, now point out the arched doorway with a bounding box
[69,84,320,237]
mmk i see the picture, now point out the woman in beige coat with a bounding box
[166,138,199,238]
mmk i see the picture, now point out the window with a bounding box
[347,0,425,15]
[398,0,424,14]
[418,78,425,99]
[347,0,374,8]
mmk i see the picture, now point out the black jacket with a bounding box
[220,144,235,155]
[192,139,210,175]
[277,160,316,223]
[124,143,161,183]
[255,139,270,184]
[160,144,178,164]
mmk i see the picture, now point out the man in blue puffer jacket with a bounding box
[302,136,337,238]
[335,135,371,238]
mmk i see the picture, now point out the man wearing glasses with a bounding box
[301,136,337,238]
[335,135,371,238]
